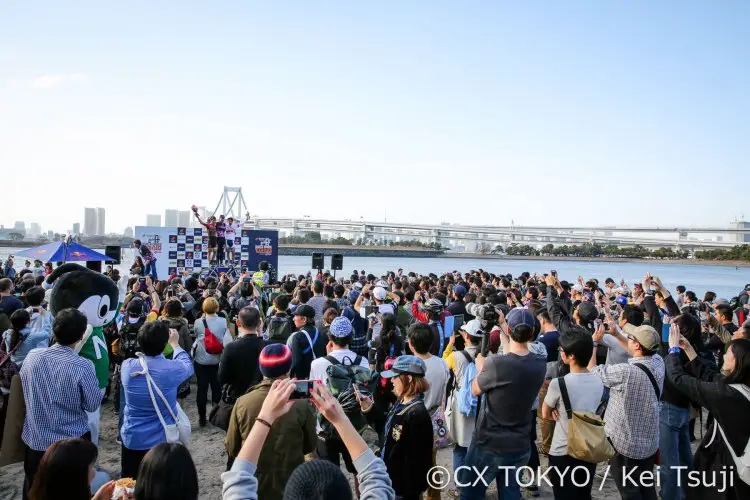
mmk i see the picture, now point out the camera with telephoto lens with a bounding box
[466,303,499,356]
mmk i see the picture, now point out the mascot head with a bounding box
[46,263,118,327]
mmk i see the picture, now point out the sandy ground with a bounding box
[2,382,692,499]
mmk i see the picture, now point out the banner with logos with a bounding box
[134,226,278,279]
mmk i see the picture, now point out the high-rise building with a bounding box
[165,209,178,227]
[29,223,42,236]
[84,208,97,235]
[72,223,81,235]
[146,214,161,227]
[96,208,105,235]
[124,227,134,238]
[14,221,25,231]
[178,211,192,228]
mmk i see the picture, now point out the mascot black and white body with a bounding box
[45,264,120,445]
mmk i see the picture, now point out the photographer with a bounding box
[458,308,546,500]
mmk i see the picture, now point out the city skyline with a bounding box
[1,2,748,232]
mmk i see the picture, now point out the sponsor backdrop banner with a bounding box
[135,226,278,278]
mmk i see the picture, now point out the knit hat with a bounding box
[259,344,292,379]
[329,316,352,338]
[283,460,351,500]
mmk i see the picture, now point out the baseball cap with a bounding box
[583,291,595,302]
[714,298,730,307]
[454,285,467,297]
[329,316,353,338]
[380,355,427,379]
[576,302,599,324]
[745,284,750,291]
[294,304,315,319]
[572,284,584,293]
[507,308,535,330]
[615,295,629,306]
[352,282,363,290]
[622,323,660,351]
[372,287,387,301]
[460,319,484,337]
[348,290,360,302]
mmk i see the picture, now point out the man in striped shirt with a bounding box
[20,308,102,499]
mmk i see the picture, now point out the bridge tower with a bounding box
[212,186,249,222]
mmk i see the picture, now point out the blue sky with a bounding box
[1,1,748,234]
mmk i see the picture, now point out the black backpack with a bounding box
[266,314,294,343]
[119,317,145,360]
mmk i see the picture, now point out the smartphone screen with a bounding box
[290,380,315,400]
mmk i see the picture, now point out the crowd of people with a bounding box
[1,257,750,500]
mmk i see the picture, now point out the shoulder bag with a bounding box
[558,376,614,463]
[135,353,191,446]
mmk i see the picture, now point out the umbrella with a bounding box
[15,241,114,262]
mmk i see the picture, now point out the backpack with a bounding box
[712,384,750,485]
[117,318,145,361]
[379,344,399,388]
[201,319,224,355]
[457,350,478,417]
[557,376,614,463]
[321,354,374,438]
[266,315,294,343]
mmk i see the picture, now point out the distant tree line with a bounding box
[476,242,690,259]
[694,245,750,261]
[474,242,750,261]
[279,232,444,250]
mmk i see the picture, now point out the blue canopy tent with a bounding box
[15,241,114,262]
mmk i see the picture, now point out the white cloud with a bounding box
[31,73,89,89]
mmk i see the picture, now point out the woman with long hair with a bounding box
[135,443,198,500]
[379,355,434,500]
[29,438,115,500]
[368,313,403,418]
[666,326,750,499]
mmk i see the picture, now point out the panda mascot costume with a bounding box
[45,264,122,445]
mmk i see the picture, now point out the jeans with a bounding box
[453,444,468,473]
[144,261,158,280]
[659,401,692,500]
[194,362,220,420]
[610,450,658,500]
[458,444,531,500]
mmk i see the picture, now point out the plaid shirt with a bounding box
[591,355,665,459]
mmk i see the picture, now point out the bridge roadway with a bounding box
[244,218,743,249]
